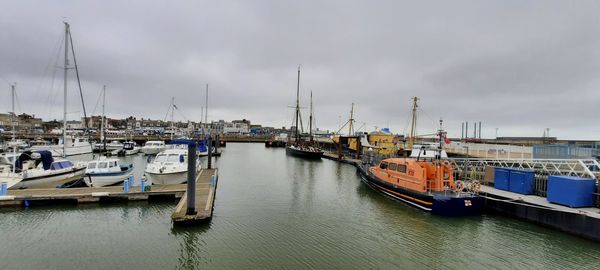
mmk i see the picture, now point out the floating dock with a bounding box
[171,168,218,225]
[480,185,600,241]
[0,169,219,221]
[0,183,186,207]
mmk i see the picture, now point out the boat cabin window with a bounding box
[379,162,388,169]
[79,139,84,142]
[87,163,97,169]
[388,163,397,171]
[397,164,407,173]
[109,161,117,168]
[155,155,168,162]
[166,154,181,163]
[50,161,74,170]
[98,162,108,169]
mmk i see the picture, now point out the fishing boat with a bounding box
[144,148,201,185]
[8,150,86,189]
[359,118,483,216]
[84,158,133,187]
[285,67,324,159]
[141,141,166,155]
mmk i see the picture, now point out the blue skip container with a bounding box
[547,175,596,208]
[494,168,510,191]
[508,169,535,195]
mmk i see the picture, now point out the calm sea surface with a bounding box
[1,143,600,269]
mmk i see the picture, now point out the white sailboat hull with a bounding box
[84,170,134,187]
[11,167,86,189]
[31,144,93,157]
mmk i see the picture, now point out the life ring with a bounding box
[454,180,465,193]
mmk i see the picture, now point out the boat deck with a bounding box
[171,168,218,225]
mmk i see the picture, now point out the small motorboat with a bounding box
[112,141,140,156]
[84,158,133,187]
[141,141,166,155]
[93,140,124,152]
[144,148,201,185]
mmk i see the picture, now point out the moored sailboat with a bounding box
[285,67,323,159]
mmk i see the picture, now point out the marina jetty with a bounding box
[320,148,600,242]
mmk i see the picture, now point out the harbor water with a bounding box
[2,143,600,269]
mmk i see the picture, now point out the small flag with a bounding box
[443,133,450,144]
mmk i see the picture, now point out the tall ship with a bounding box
[285,67,323,159]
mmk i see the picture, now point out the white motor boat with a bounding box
[30,136,93,157]
[84,158,133,187]
[141,141,166,155]
[144,149,201,185]
[8,150,86,189]
[93,140,124,152]
[112,141,140,156]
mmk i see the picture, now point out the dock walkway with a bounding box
[171,168,218,225]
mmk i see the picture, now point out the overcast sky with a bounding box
[1,1,599,139]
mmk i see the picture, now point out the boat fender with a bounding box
[454,180,465,193]
[469,180,481,193]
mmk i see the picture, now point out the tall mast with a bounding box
[408,97,419,149]
[62,22,70,158]
[205,84,208,128]
[309,91,313,141]
[102,85,106,152]
[348,103,354,136]
[294,66,300,141]
[11,83,16,173]
[10,84,15,143]
[170,97,175,140]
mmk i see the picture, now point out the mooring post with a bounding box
[140,178,146,193]
[186,142,197,215]
[123,180,130,193]
[214,134,219,154]
[0,182,7,195]
[207,136,213,169]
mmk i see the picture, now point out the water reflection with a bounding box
[171,224,212,269]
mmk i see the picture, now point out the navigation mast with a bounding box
[408,97,419,149]
[294,66,301,142]
[62,22,70,157]
[309,91,313,142]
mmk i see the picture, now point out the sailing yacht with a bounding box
[285,67,324,159]
[30,22,92,157]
